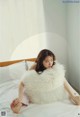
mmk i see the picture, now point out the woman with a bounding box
[10,49,80,114]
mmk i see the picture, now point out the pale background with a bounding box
[0,0,80,92]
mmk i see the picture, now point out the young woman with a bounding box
[10,49,80,114]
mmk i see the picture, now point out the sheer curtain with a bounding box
[0,0,46,61]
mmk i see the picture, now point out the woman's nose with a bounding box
[49,62,51,65]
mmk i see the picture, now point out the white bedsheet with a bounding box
[0,81,80,117]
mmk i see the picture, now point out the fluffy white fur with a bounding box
[21,62,69,104]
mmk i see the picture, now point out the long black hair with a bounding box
[35,49,56,73]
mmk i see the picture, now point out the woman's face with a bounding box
[43,56,53,69]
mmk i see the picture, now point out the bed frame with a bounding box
[0,58,36,67]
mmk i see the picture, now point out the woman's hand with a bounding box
[69,95,80,105]
[10,98,22,114]
[10,98,21,108]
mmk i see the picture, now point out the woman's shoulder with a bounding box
[29,62,37,70]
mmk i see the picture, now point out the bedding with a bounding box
[0,61,28,84]
[0,81,80,117]
[0,60,80,117]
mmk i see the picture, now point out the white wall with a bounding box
[67,4,80,93]
[43,0,67,38]
[10,32,67,65]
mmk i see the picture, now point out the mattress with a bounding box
[0,81,80,117]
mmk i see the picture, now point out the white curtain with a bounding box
[0,0,46,61]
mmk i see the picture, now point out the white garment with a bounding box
[21,62,69,104]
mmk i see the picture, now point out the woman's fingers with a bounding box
[14,99,19,103]
[11,102,22,114]
[72,96,80,105]
[12,98,20,106]
[14,100,20,105]
[75,96,80,105]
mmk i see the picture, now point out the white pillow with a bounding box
[0,61,28,84]
[0,66,12,84]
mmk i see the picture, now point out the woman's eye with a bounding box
[45,59,53,63]
[51,59,53,61]
[45,60,49,63]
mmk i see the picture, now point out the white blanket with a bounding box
[0,80,80,117]
[21,62,69,104]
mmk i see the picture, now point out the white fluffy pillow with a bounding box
[0,61,28,84]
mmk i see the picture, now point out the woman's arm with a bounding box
[18,82,25,101]
[64,79,80,105]
[10,82,25,114]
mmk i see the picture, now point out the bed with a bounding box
[0,58,80,117]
